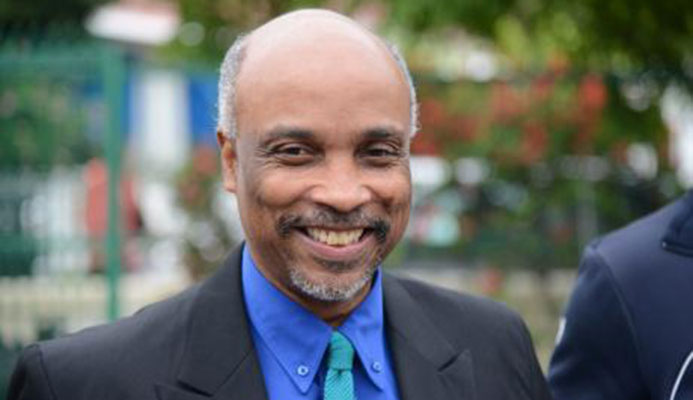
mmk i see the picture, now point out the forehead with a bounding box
[233,15,410,139]
[241,12,402,81]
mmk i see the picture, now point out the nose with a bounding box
[307,158,373,213]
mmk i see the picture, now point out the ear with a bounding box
[217,131,238,193]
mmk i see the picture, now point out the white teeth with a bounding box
[306,228,364,246]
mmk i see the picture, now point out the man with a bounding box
[549,190,693,399]
[8,9,550,400]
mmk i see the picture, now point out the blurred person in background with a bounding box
[8,9,550,400]
[549,189,693,399]
[84,157,143,273]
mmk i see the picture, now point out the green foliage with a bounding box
[0,46,104,169]
[383,0,693,87]
[408,72,679,269]
[0,0,108,26]
[163,0,327,65]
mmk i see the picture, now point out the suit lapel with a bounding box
[154,247,475,400]
[383,273,475,400]
[156,245,268,400]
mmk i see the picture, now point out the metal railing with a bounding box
[0,39,126,394]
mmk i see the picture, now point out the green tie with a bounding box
[323,331,355,400]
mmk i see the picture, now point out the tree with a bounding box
[0,0,108,29]
[383,0,693,88]
[165,0,325,65]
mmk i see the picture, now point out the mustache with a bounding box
[277,208,390,243]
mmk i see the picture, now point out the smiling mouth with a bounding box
[301,227,369,247]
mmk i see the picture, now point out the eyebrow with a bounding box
[361,126,406,143]
[259,126,316,146]
[258,125,406,146]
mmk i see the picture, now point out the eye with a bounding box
[270,143,317,165]
[360,143,402,166]
[279,145,309,156]
[365,147,396,157]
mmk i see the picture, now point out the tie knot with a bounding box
[327,331,354,371]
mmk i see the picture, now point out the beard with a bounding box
[276,206,389,302]
[287,258,379,302]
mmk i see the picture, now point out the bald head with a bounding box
[217,9,418,139]
[249,9,381,48]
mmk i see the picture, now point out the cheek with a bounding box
[234,142,299,210]
[373,169,412,210]
[242,168,308,209]
[236,172,300,244]
[368,169,411,241]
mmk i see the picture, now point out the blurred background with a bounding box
[1,0,692,393]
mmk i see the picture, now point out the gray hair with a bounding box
[216,33,419,139]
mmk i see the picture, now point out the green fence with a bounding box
[0,39,125,395]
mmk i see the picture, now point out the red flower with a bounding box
[490,82,524,123]
[449,115,478,141]
[419,98,447,129]
[578,74,607,114]
[411,131,441,155]
[531,74,555,103]
[520,121,549,164]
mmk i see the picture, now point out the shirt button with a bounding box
[297,365,310,377]
[371,361,382,373]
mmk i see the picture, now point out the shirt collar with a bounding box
[241,245,388,393]
[337,264,388,390]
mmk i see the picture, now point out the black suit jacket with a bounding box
[8,246,550,400]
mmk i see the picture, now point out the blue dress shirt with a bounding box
[241,246,400,400]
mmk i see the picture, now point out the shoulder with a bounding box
[571,192,692,303]
[385,272,530,351]
[559,200,685,341]
[589,192,692,274]
[45,282,200,352]
[383,272,550,399]
[17,283,203,398]
[390,273,521,323]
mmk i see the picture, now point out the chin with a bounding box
[288,262,377,302]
